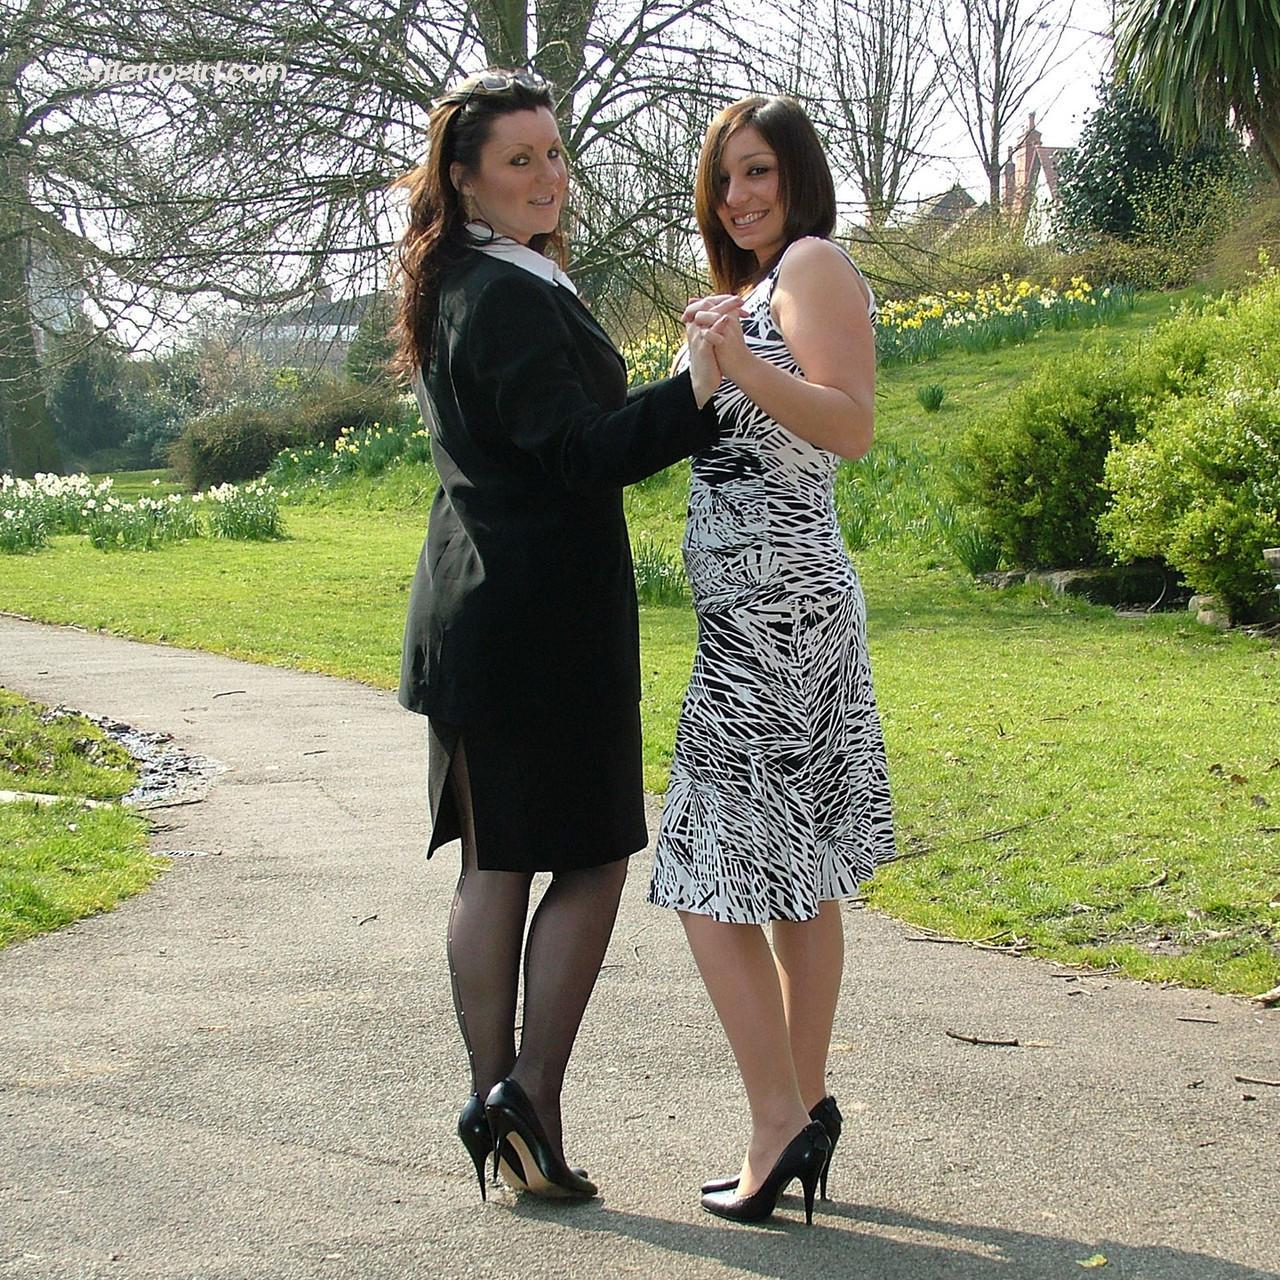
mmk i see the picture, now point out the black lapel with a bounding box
[556,288,627,378]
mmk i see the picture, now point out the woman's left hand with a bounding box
[687,299,750,381]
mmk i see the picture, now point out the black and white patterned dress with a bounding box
[648,240,895,925]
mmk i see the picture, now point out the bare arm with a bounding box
[696,239,875,460]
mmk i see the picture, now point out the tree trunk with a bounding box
[0,118,60,476]
[534,0,596,137]
[474,0,530,67]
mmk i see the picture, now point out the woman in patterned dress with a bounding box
[648,96,895,1224]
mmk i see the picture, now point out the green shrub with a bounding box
[955,345,1147,568]
[1200,183,1280,289]
[290,383,403,448]
[170,382,403,488]
[1101,379,1280,618]
[917,384,945,412]
[170,406,299,490]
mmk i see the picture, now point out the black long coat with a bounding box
[398,250,719,727]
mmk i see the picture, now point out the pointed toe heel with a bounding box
[701,1094,844,1198]
[700,1121,830,1226]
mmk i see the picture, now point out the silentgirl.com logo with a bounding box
[89,59,288,87]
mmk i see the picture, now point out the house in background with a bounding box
[910,184,984,245]
[233,286,380,373]
[1002,113,1071,245]
[905,115,1072,249]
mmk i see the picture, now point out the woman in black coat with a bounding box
[389,68,725,1202]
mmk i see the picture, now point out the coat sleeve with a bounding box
[464,273,719,491]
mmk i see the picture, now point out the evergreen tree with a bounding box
[1055,78,1245,249]
[344,293,397,387]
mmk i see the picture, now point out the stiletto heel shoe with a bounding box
[700,1122,830,1225]
[484,1078,597,1199]
[462,1093,535,1194]
[457,1094,492,1201]
[702,1094,844,1197]
[810,1095,842,1200]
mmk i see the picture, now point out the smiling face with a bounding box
[715,125,787,267]
[451,107,567,245]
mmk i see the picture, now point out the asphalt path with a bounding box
[0,614,1275,1280]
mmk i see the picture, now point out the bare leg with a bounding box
[679,911,812,1196]
[509,855,629,1160]
[771,900,845,1110]
[445,740,532,1099]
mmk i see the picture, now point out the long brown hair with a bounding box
[695,96,836,294]
[388,69,568,380]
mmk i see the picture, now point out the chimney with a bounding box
[1014,114,1042,217]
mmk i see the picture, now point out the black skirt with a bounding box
[425,701,648,873]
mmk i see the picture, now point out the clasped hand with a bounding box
[683,294,747,409]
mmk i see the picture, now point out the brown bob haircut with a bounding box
[695,96,836,294]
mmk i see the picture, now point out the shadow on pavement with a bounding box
[496,1194,1274,1280]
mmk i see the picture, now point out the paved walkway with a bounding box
[0,615,1274,1280]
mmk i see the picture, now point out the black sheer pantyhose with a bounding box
[445,741,530,1100]
[443,738,629,1161]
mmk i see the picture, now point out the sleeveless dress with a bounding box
[647,239,896,924]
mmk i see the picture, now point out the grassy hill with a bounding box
[3,288,1276,993]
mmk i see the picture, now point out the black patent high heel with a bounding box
[702,1095,844,1198]
[810,1095,843,1200]
[457,1094,492,1201]
[484,1078,597,1199]
[700,1121,830,1225]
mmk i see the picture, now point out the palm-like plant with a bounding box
[1114,0,1280,182]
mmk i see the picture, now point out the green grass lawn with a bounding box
[3,289,1276,991]
[0,689,164,947]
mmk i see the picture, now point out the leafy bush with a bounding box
[1055,77,1246,249]
[850,220,1058,301]
[1101,378,1280,618]
[170,405,299,489]
[954,345,1147,568]
[171,382,403,488]
[290,383,404,449]
[1200,184,1280,289]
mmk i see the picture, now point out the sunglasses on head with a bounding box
[434,70,549,109]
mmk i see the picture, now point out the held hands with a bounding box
[684,294,746,408]
[684,295,750,384]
